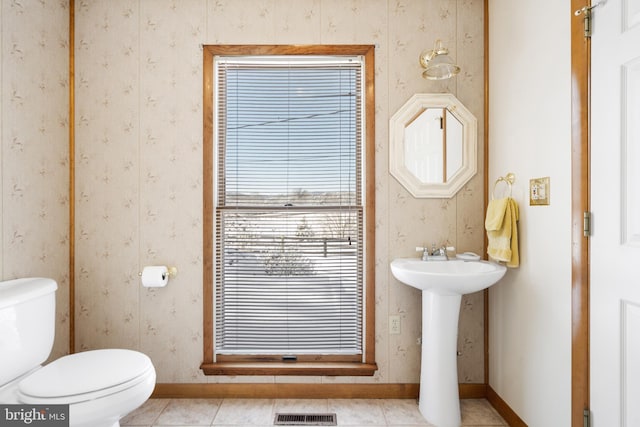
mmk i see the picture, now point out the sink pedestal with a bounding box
[419,291,462,427]
[389,258,507,427]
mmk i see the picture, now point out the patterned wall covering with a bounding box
[73,0,485,384]
[0,1,70,361]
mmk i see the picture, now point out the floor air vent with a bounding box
[274,413,337,426]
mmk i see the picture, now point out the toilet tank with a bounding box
[0,278,57,387]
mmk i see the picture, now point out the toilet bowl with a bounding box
[17,349,155,427]
[0,278,156,427]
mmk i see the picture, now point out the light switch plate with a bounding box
[530,177,550,205]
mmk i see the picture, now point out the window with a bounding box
[202,45,376,376]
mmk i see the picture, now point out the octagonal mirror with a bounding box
[390,93,477,198]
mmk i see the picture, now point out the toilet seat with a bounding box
[17,349,154,405]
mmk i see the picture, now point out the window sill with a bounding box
[200,362,378,376]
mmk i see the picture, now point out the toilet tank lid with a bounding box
[19,349,154,399]
[0,278,57,309]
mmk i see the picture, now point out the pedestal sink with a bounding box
[390,258,507,427]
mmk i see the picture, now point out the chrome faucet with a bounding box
[416,244,449,261]
[428,243,448,261]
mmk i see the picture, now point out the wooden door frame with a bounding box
[69,0,76,354]
[571,1,590,426]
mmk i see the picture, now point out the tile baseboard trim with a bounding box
[486,386,528,427]
[152,383,486,400]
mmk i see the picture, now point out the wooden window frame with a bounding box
[201,45,376,376]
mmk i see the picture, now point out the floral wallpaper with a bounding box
[2,0,484,385]
[0,0,70,361]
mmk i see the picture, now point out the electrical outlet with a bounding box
[389,315,401,335]
[530,176,550,205]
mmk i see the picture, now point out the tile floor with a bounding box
[121,398,508,426]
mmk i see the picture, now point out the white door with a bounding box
[590,0,640,425]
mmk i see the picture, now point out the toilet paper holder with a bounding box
[138,266,178,279]
[165,266,178,278]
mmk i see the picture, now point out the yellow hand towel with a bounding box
[486,197,520,268]
[485,197,509,231]
[506,198,519,268]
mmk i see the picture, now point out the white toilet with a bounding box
[0,277,156,427]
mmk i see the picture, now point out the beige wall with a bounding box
[488,0,572,424]
[0,1,70,360]
[1,0,485,385]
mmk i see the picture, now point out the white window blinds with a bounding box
[214,55,365,356]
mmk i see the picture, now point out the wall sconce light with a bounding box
[419,39,460,80]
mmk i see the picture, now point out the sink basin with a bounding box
[390,258,506,295]
[390,258,507,427]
